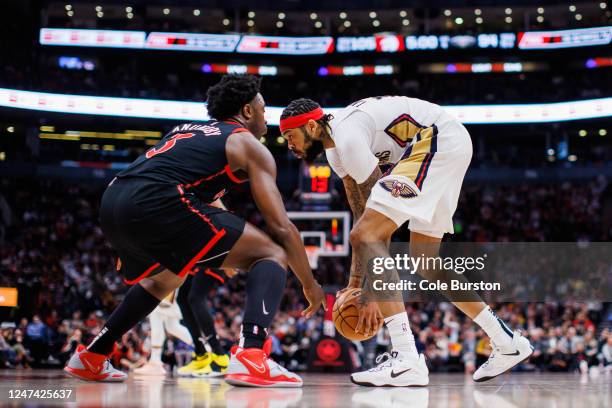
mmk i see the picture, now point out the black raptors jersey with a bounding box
[117,120,248,203]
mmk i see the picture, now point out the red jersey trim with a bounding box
[225,164,248,184]
[177,186,220,233]
[178,230,227,277]
[230,127,248,134]
[123,262,161,285]
[204,268,225,284]
[183,167,227,189]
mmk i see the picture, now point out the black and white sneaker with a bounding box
[350,351,429,387]
[473,331,534,382]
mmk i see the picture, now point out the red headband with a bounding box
[279,107,324,133]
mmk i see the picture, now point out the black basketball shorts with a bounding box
[99,178,245,285]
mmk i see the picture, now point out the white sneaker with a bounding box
[473,331,533,382]
[133,360,167,376]
[350,351,429,387]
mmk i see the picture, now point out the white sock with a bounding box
[473,306,514,349]
[150,346,162,363]
[384,312,419,363]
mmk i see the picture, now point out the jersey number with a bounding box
[146,133,195,159]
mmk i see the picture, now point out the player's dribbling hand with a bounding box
[336,277,362,297]
[336,285,356,298]
[302,281,327,318]
[355,301,383,337]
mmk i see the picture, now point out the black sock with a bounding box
[177,276,207,356]
[88,284,160,355]
[241,260,287,349]
[190,270,225,355]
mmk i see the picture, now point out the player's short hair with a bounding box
[280,98,334,131]
[206,74,262,120]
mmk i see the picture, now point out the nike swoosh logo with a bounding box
[262,300,269,315]
[242,357,266,374]
[390,368,412,378]
[501,350,520,356]
[81,357,102,374]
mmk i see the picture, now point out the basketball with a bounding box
[332,288,383,341]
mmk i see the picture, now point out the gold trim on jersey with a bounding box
[390,125,438,190]
[384,113,427,148]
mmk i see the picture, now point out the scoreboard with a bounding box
[299,163,334,209]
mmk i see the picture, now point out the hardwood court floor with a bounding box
[0,369,610,407]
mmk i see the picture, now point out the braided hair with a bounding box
[206,75,262,120]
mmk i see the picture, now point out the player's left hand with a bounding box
[302,281,327,318]
[355,301,383,337]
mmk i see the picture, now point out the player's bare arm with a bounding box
[342,176,366,220]
[343,167,383,220]
[227,132,327,317]
[342,167,383,289]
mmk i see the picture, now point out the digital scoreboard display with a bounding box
[300,163,334,208]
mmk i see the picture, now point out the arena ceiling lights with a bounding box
[0,88,610,125]
[39,26,612,54]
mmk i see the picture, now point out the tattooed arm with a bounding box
[343,166,383,288]
[342,166,383,221]
[342,176,365,221]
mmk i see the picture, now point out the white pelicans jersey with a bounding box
[325,96,473,237]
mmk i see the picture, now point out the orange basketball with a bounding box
[332,288,383,341]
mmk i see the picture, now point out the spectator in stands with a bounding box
[59,328,82,364]
[25,315,48,366]
[0,328,15,367]
[9,329,32,369]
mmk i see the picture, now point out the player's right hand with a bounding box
[336,279,361,298]
[355,301,383,337]
[302,281,327,318]
[336,287,350,298]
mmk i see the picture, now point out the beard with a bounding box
[303,139,324,163]
[302,129,325,164]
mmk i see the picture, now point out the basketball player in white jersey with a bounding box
[280,97,533,386]
[134,290,193,376]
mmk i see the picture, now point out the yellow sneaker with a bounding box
[192,364,213,377]
[208,353,230,378]
[192,353,230,378]
[178,353,213,377]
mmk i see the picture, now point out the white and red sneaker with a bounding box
[225,339,303,388]
[64,345,127,382]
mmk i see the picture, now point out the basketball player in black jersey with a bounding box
[65,75,326,388]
